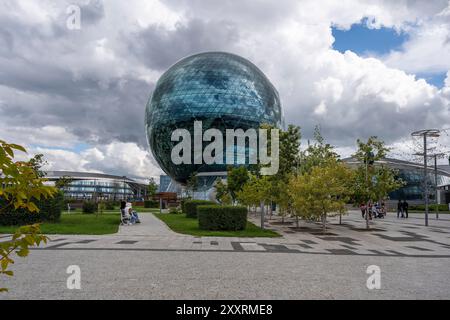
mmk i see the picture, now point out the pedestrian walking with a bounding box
[402,200,409,218]
[397,200,404,218]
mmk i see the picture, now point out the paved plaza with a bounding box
[1,211,450,299]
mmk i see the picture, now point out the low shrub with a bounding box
[180,198,191,213]
[82,201,96,214]
[104,201,116,210]
[169,207,181,214]
[409,204,449,211]
[144,200,158,208]
[197,205,247,231]
[184,200,215,218]
[0,191,64,226]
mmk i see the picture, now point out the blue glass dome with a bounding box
[145,52,282,184]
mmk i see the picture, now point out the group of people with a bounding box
[397,200,409,218]
[360,202,386,219]
[120,200,141,225]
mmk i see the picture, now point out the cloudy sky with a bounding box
[1,0,450,182]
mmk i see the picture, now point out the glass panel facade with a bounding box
[146,52,282,185]
[63,179,134,200]
[389,169,450,201]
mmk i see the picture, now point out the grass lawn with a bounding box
[154,213,280,237]
[0,212,121,235]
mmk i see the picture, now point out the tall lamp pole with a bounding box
[411,129,440,227]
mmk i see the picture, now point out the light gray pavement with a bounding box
[1,210,450,299]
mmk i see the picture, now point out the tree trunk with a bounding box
[260,201,265,229]
[339,213,342,225]
[296,216,299,228]
[322,213,326,233]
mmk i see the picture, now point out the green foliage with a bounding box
[0,140,56,213]
[300,126,340,174]
[82,201,96,214]
[0,190,63,226]
[214,178,232,205]
[289,160,354,230]
[226,166,249,201]
[144,200,158,208]
[184,199,215,218]
[186,172,198,197]
[54,175,73,191]
[0,140,58,292]
[148,178,158,197]
[278,124,301,179]
[169,207,181,214]
[197,205,247,231]
[104,201,116,210]
[409,204,448,211]
[236,174,272,207]
[0,224,48,291]
[351,137,404,205]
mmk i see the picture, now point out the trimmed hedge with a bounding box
[144,200,158,208]
[184,200,215,218]
[82,201,96,214]
[0,191,64,226]
[197,205,247,231]
[409,204,449,211]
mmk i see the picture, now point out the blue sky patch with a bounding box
[416,72,447,88]
[332,19,409,56]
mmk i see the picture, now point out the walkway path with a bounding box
[118,212,175,236]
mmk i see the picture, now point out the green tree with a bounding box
[0,140,55,292]
[186,172,198,198]
[148,177,158,199]
[289,160,353,232]
[55,175,73,192]
[351,136,404,229]
[227,166,249,203]
[236,174,272,228]
[300,126,339,174]
[214,178,232,205]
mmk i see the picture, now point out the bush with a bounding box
[82,201,96,214]
[180,198,191,213]
[184,200,215,218]
[144,200,158,208]
[169,207,181,214]
[0,191,64,226]
[409,204,449,211]
[104,201,116,210]
[197,205,247,231]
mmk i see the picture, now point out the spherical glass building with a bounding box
[145,52,282,185]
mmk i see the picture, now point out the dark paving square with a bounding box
[341,244,357,250]
[386,250,407,256]
[310,232,337,236]
[301,239,317,244]
[327,249,356,255]
[210,241,218,245]
[297,243,313,249]
[193,241,202,244]
[406,246,433,252]
[368,249,385,255]
[231,242,244,251]
[116,240,138,245]
[77,239,97,244]
[259,244,297,252]
[318,236,360,246]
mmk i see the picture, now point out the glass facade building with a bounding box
[343,158,450,203]
[45,171,148,200]
[145,52,283,185]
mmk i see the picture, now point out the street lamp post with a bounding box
[411,129,440,227]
